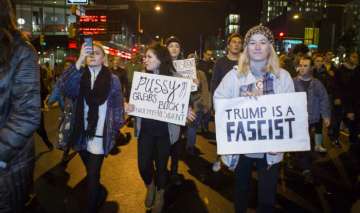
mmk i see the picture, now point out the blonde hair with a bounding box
[85,41,109,67]
[237,44,280,77]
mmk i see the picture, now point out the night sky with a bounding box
[137,0,263,54]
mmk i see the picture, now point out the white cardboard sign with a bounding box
[129,72,192,126]
[214,92,310,154]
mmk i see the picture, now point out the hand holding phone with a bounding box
[84,37,93,55]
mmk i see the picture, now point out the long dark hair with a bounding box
[0,0,20,68]
[146,43,175,76]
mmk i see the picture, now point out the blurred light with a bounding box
[279,32,284,37]
[155,35,160,39]
[155,5,161,11]
[17,18,25,25]
[293,14,300,19]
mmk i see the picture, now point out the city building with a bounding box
[261,0,327,23]
[261,0,328,52]
[342,0,360,51]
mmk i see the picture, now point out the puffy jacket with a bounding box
[0,34,41,165]
[59,65,125,155]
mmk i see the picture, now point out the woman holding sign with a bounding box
[59,41,125,213]
[214,25,295,213]
[126,43,195,213]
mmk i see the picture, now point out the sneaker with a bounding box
[152,189,165,213]
[315,145,327,153]
[145,181,156,209]
[212,160,221,172]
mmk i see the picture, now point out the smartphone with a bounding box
[84,37,93,54]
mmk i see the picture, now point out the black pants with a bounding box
[170,140,181,176]
[36,112,52,148]
[80,151,105,213]
[234,155,280,213]
[328,105,343,141]
[138,131,170,190]
[0,139,34,213]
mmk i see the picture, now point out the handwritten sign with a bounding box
[173,58,198,91]
[214,92,310,154]
[129,72,192,126]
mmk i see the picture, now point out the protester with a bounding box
[312,53,336,149]
[59,42,125,213]
[334,52,360,145]
[197,49,214,134]
[214,25,294,213]
[165,36,185,185]
[293,56,331,182]
[125,43,195,213]
[210,33,242,172]
[36,66,54,151]
[0,0,41,211]
[111,57,130,101]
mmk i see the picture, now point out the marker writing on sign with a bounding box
[226,118,295,142]
[134,76,187,103]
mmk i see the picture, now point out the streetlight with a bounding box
[154,4,162,12]
[137,4,162,43]
[293,14,300,19]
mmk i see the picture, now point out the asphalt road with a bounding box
[28,108,360,213]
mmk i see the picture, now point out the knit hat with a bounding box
[165,36,181,48]
[244,25,274,47]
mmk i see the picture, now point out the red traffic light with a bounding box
[131,48,137,53]
[279,32,284,37]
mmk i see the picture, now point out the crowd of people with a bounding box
[1,0,360,212]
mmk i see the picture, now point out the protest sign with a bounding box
[173,58,198,91]
[129,72,192,126]
[214,92,310,154]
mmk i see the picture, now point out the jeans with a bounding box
[234,155,280,213]
[201,111,211,132]
[79,151,105,213]
[138,131,170,189]
[187,111,204,148]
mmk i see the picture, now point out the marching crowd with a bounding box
[1,0,360,212]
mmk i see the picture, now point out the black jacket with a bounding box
[0,34,41,164]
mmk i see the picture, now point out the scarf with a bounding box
[72,66,111,142]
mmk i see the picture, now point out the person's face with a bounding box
[297,59,312,76]
[247,33,270,62]
[314,56,324,68]
[325,51,334,62]
[227,37,242,55]
[112,58,120,68]
[203,50,213,61]
[144,49,161,71]
[167,42,181,59]
[86,46,105,67]
[349,52,359,66]
[64,62,72,70]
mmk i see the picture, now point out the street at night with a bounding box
[28,108,360,213]
[1,0,360,213]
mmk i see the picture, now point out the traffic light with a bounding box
[279,32,285,40]
[131,47,137,53]
[40,34,46,46]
